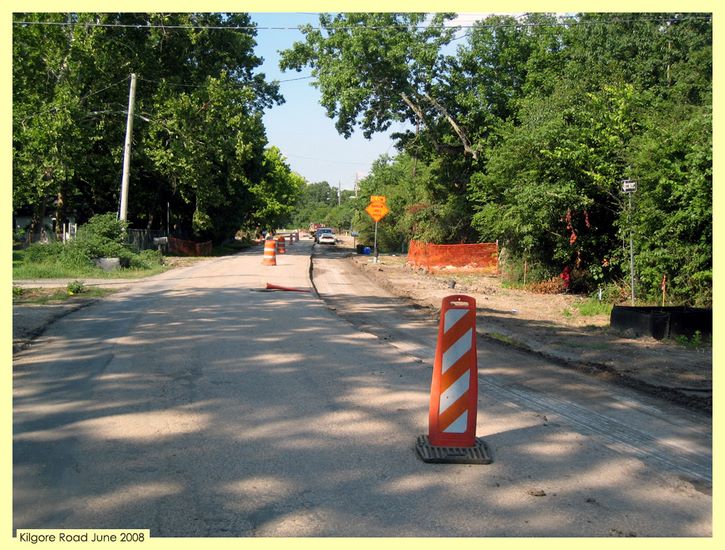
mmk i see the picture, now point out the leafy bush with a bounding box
[76,212,128,244]
[129,249,163,269]
[598,282,629,304]
[14,212,167,278]
[499,254,553,288]
[66,280,85,295]
[69,212,132,262]
[676,330,707,349]
[24,241,64,262]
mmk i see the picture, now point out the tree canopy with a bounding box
[283,12,712,306]
[13,12,301,242]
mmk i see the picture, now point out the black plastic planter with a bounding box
[610,306,712,340]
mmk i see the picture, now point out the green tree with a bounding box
[13,12,285,243]
[280,13,482,159]
[248,147,305,231]
[291,181,336,228]
[468,13,711,303]
[628,103,712,305]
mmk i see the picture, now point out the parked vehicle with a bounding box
[318,231,336,245]
[314,227,333,243]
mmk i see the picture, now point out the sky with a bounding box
[250,12,489,191]
[251,12,403,191]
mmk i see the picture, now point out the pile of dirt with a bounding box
[348,253,711,413]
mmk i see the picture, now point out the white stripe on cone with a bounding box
[443,411,468,433]
[444,308,468,332]
[442,328,472,373]
[439,370,471,415]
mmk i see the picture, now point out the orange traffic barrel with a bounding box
[276,236,286,254]
[262,237,277,266]
[416,295,492,464]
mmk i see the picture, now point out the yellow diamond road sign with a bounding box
[366,202,390,222]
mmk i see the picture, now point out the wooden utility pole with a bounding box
[119,73,137,221]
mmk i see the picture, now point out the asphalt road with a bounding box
[13,240,712,537]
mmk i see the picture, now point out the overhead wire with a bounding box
[13,12,711,170]
[12,13,712,32]
[16,76,131,124]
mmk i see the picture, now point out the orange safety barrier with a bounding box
[262,238,277,266]
[276,236,286,255]
[168,237,212,257]
[429,295,479,447]
[407,240,498,274]
[416,295,492,464]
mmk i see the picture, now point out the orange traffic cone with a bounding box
[416,295,492,464]
[276,236,286,255]
[262,237,277,266]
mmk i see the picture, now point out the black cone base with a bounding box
[415,435,493,464]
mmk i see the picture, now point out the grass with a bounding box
[675,330,709,349]
[13,285,117,305]
[13,247,168,280]
[12,240,255,282]
[13,260,167,280]
[573,298,613,317]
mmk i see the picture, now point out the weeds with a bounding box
[574,298,613,317]
[13,212,167,280]
[13,286,115,304]
[675,331,707,349]
[66,280,85,295]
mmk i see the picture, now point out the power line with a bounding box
[277,75,315,83]
[136,74,312,90]
[285,153,371,166]
[79,76,133,101]
[12,13,712,32]
[16,76,130,124]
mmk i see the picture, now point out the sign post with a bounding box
[365,196,390,263]
[622,179,637,305]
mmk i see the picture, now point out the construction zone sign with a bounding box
[365,195,390,223]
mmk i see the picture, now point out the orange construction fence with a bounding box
[168,236,212,257]
[407,240,498,274]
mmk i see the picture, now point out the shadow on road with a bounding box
[13,254,712,536]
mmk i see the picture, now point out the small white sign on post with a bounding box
[622,180,637,193]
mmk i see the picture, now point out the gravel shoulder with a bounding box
[345,252,711,414]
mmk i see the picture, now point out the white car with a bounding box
[317,232,336,245]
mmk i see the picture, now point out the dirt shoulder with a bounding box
[346,252,711,414]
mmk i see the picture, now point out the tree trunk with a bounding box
[28,198,48,245]
[400,91,478,160]
[423,93,478,160]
